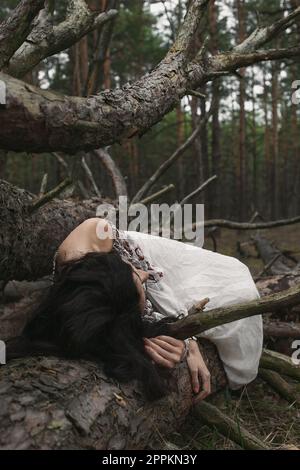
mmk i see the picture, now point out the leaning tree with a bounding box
[1,0,300,450]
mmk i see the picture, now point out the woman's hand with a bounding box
[186,340,211,402]
[143,336,185,369]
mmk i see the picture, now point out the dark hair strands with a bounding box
[6,251,176,401]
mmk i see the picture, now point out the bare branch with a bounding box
[201,5,300,77]
[195,401,270,450]
[38,172,48,196]
[165,284,300,340]
[131,99,215,204]
[179,175,217,205]
[233,6,300,54]
[6,1,118,78]
[192,214,300,231]
[260,349,300,381]
[0,0,45,70]
[207,46,300,75]
[136,184,175,206]
[259,368,300,407]
[29,177,73,213]
[94,148,127,198]
[169,0,210,60]
[81,155,101,198]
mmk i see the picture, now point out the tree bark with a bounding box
[236,0,247,221]
[0,179,104,283]
[209,0,221,218]
[1,2,300,153]
[0,0,45,70]
[253,234,294,275]
[0,338,226,450]
[2,178,300,283]
[1,274,300,449]
[263,321,300,338]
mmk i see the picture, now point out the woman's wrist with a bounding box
[188,337,199,351]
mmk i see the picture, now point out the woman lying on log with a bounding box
[7,218,263,402]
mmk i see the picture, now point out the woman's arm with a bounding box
[186,339,211,401]
[143,336,211,401]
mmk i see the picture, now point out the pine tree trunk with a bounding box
[236,0,247,221]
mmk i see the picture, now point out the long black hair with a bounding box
[6,251,174,401]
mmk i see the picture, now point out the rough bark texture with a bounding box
[0,2,299,153]
[254,234,294,275]
[5,1,118,79]
[166,284,300,340]
[0,0,45,70]
[0,179,105,282]
[0,339,226,450]
[2,177,300,285]
[94,148,128,198]
[1,274,299,448]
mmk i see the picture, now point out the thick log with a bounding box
[0,179,105,282]
[2,278,52,302]
[1,3,300,153]
[259,368,300,407]
[263,321,300,339]
[1,279,300,448]
[260,349,300,381]
[253,234,294,275]
[0,0,210,153]
[1,291,44,340]
[255,273,300,297]
[0,339,226,450]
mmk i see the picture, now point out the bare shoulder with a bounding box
[57,218,113,263]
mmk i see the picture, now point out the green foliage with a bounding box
[110,2,168,85]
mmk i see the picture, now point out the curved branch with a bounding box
[233,5,300,53]
[1,1,300,154]
[0,0,45,70]
[0,0,211,153]
[6,1,118,78]
[94,148,127,198]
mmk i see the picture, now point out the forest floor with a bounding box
[162,224,300,450]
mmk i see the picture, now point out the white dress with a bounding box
[121,230,263,391]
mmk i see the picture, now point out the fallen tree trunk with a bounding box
[0,179,105,283]
[1,280,300,449]
[3,178,300,285]
[259,368,300,407]
[0,339,226,450]
[253,234,294,275]
[263,321,300,339]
